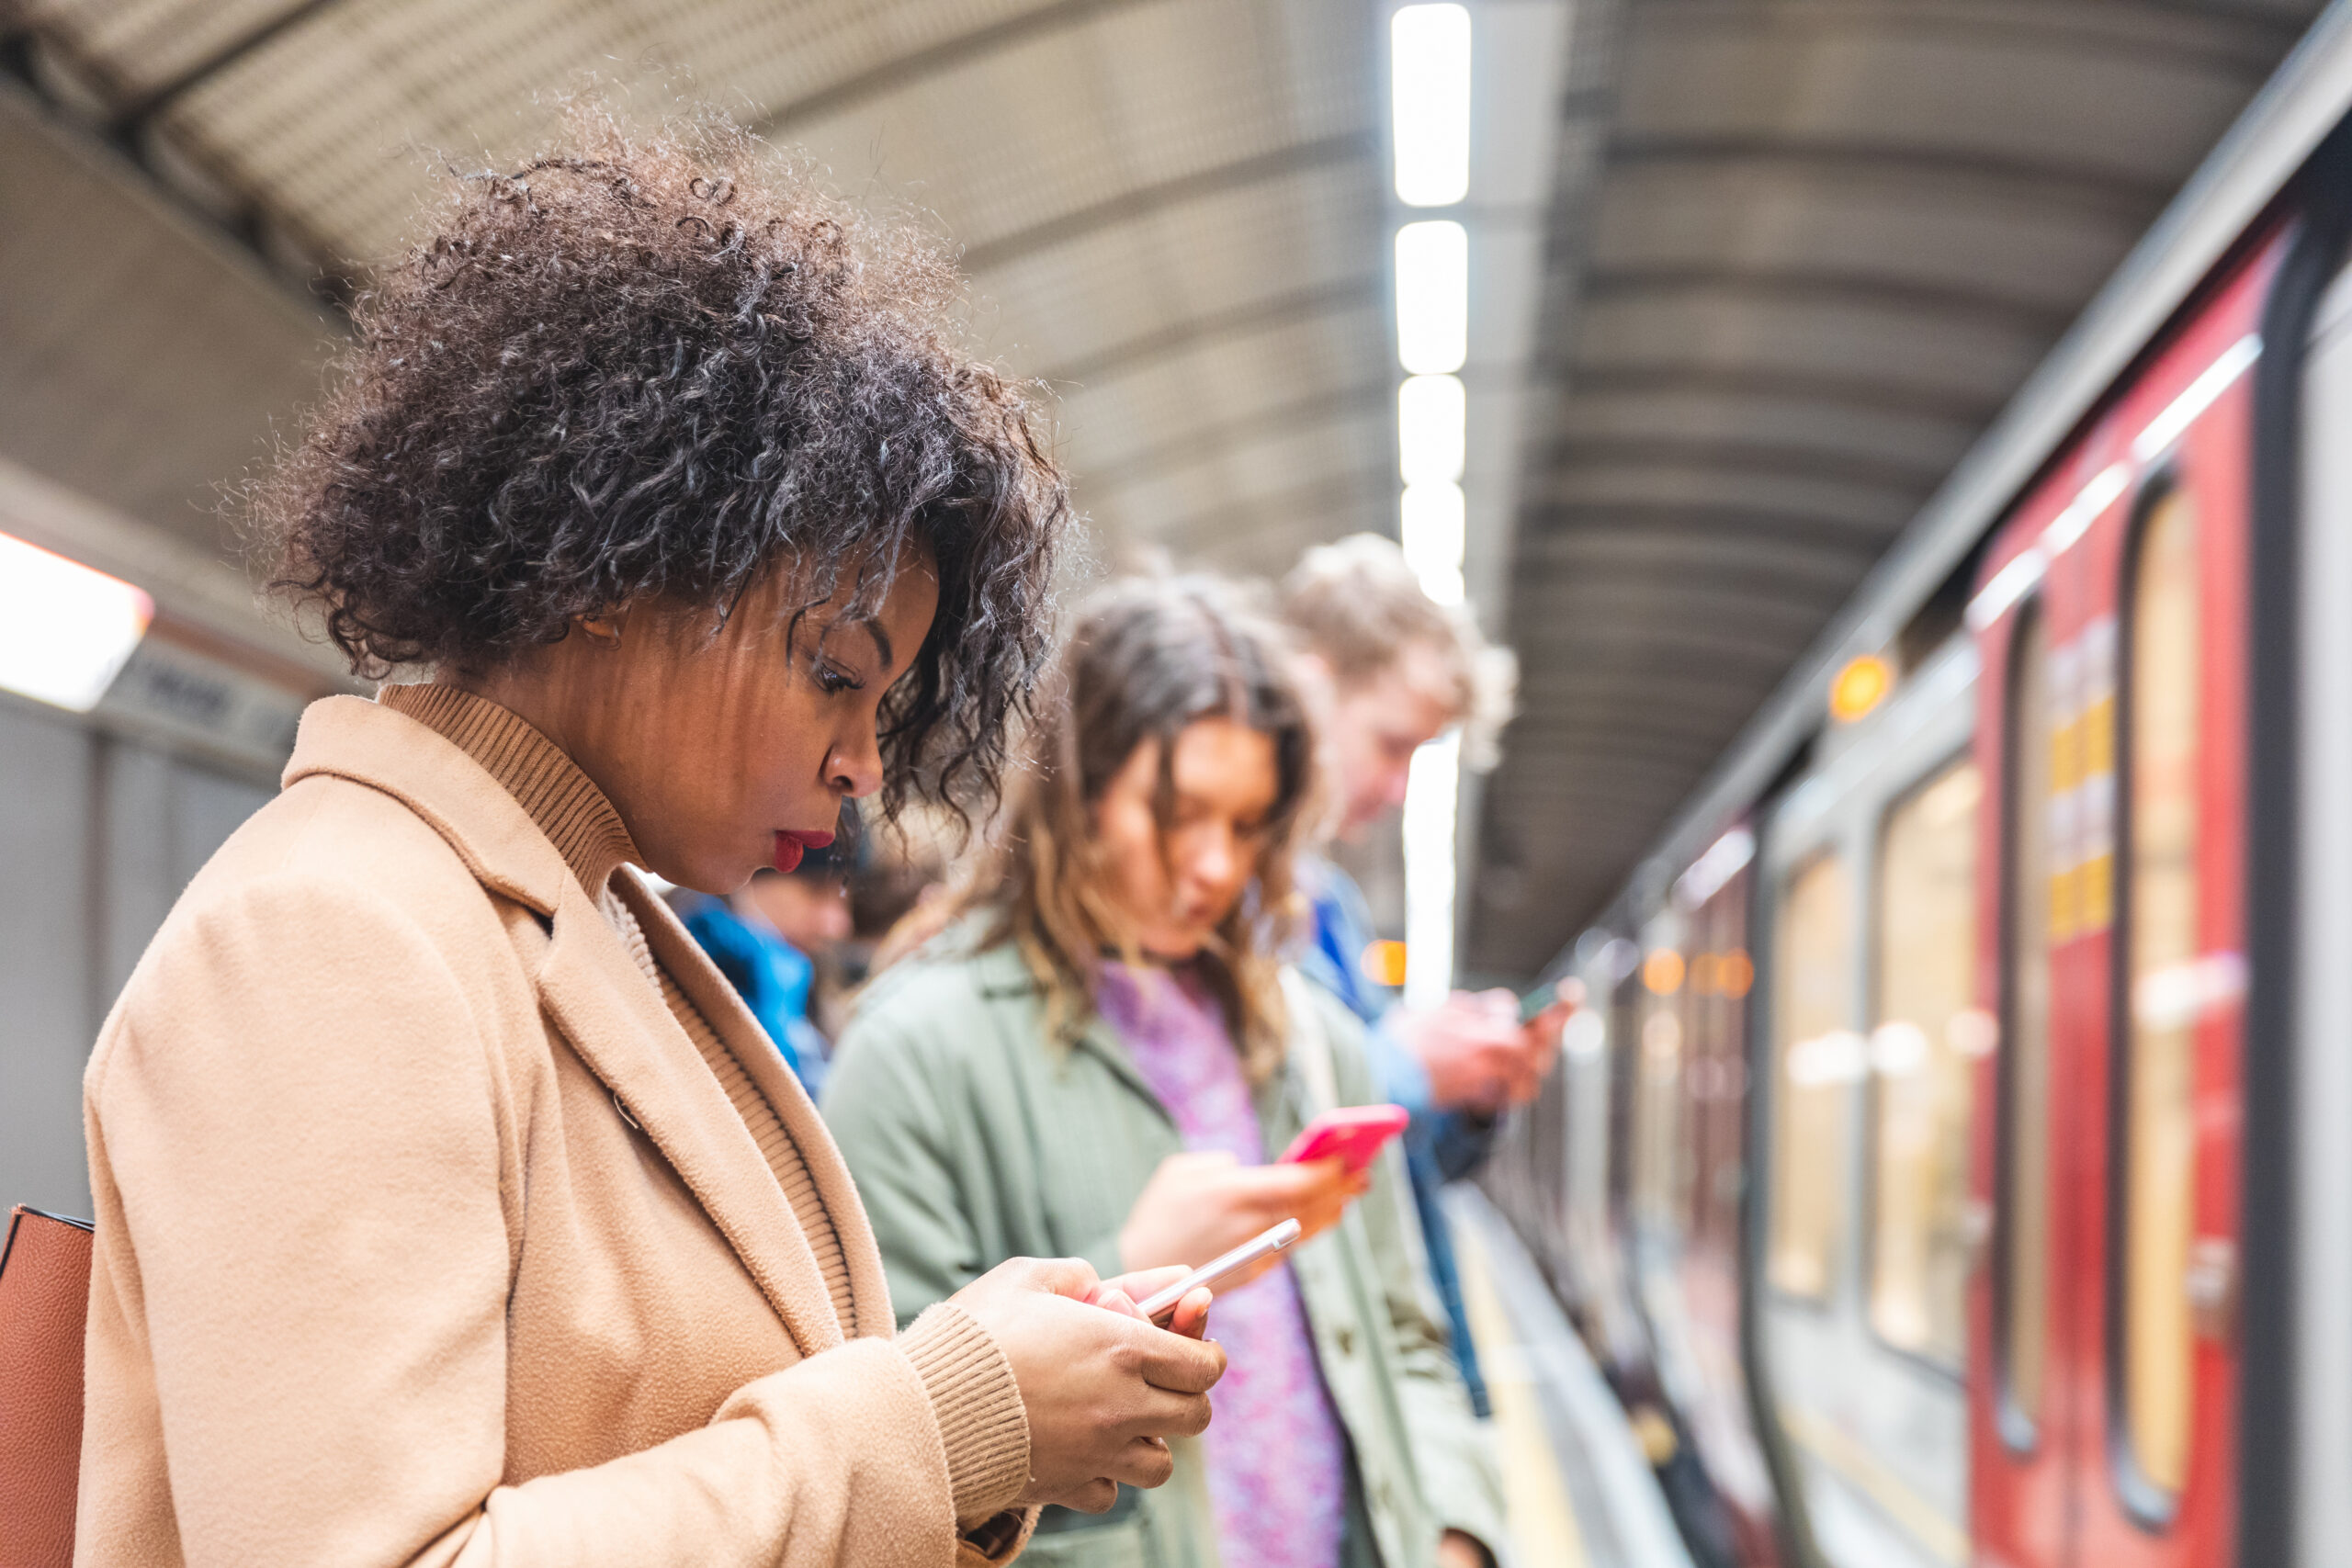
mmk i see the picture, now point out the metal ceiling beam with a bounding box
[1499,728,1739,764]
[1038,275,1377,386]
[1162,471,1390,555]
[962,132,1372,272]
[1605,134,2176,218]
[1509,620,1814,661]
[0,48,354,310]
[1537,432,1950,494]
[1505,522,1871,570]
[1635,0,2296,78]
[1577,265,2076,339]
[1508,583,1831,633]
[756,0,1175,133]
[106,0,349,131]
[1503,670,1780,704]
[1487,778,1714,818]
[1078,378,1392,492]
[1483,774,1731,818]
[1522,501,1900,557]
[1541,363,2003,426]
[1533,463,1919,528]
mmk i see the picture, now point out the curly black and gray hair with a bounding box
[255,104,1068,820]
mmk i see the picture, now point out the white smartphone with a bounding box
[1135,1218,1304,1324]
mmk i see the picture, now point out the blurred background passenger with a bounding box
[1278,536,1565,1417]
[681,843,853,1094]
[825,578,1506,1568]
[841,806,959,1005]
[71,108,1231,1568]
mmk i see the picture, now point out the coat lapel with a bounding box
[537,874,848,1356]
[287,696,852,1359]
[612,871,896,1338]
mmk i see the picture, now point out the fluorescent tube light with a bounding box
[1392,5,1471,207]
[0,531,153,713]
[1400,481,1465,604]
[1397,374,1465,483]
[1402,729,1463,1010]
[1396,220,1468,375]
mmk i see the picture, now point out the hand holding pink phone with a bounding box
[1278,1104,1410,1176]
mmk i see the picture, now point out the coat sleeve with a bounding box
[79,874,964,1568]
[822,990,996,1327]
[1321,996,1511,1561]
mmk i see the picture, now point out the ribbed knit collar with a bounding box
[378,682,642,895]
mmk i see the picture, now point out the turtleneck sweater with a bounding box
[378,682,1031,1529]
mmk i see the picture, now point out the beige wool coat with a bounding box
[75,694,1033,1568]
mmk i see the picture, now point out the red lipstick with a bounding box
[771,829,835,874]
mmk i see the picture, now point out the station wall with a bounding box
[1,695,272,1216]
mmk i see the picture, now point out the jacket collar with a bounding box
[950,933,1322,1141]
[950,939,1172,1122]
[283,695,872,1353]
[286,695,574,917]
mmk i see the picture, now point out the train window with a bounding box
[2115,483,2200,1504]
[1997,598,2054,1442]
[1632,984,1686,1235]
[1868,759,1984,1366]
[1768,852,1854,1301]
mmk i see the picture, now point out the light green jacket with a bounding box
[822,935,1506,1568]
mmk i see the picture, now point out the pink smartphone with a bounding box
[1278,1104,1410,1176]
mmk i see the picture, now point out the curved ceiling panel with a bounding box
[1469,0,2327,979]
[2,0,2331,987]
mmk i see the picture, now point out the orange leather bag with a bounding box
[0,1206,93,1568]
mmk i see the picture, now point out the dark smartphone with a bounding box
[1518,977,1581,1023]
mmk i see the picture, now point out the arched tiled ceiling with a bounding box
[3,0,2333,985]
[1465,0,2327,979]
[2,0,1396,578]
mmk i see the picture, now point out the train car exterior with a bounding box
[1483,10,2352,1567]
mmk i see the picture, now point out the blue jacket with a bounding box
[679,897,831,1100]
[1295,855,1494,1416]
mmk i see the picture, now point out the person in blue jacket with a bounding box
[682,842,852,1096]
[1280,536,1567,1417]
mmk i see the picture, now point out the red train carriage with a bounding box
[1484,15,2352,1566]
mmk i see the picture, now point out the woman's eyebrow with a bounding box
[820,611,893,670]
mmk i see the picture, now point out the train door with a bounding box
[1630,846,1783,1566]
[1967,239,2270,1568]
[1755,638,1979,1568]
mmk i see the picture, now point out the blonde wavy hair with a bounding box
[938,577,1320,1082]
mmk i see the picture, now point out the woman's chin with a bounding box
[642,847,761,898]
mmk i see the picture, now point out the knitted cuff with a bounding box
[901,1303,1031,1526]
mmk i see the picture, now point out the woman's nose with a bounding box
[828,727,886,798]
[1187,825,1240,890]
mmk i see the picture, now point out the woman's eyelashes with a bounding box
[812,660,865,696]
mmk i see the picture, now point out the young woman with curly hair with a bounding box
[74,108,1224,1568]
[824,580,1506,1568]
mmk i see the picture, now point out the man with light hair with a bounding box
[1281,534,1563,1418]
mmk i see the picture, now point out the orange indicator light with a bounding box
[1829,653,1894,723]
[1643,949,1686,996]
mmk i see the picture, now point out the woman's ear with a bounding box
[578,606,627,647]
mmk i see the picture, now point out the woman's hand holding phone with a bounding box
[1117,1149,1367,1287]
[1090,1265,1216,1338]
[945,1256,1226,1514]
